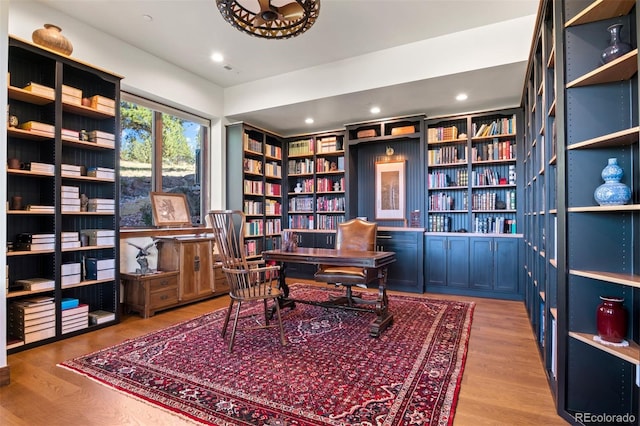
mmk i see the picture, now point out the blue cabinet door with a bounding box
[447,237,470,288]
[377,231,423,293]
[425,236,447,287]
[493,238,519,293]
[470,237,493,290]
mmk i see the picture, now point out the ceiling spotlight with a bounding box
[370,106,381,114]
[216,0,320,40]
[305,117,314,124]
[211,52,224,63]
[456,93,468,101]
[142,14,153,22]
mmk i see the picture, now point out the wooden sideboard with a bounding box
[122,234,228,318]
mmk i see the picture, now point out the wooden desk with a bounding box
[262,247,396,337]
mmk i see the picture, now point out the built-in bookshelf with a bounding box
[285,131,345,231]
[225,122,283,258]
[426,110,520,235]
[523,0,640,422]
[6,36,121,352]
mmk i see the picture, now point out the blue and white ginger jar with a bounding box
[594,158,631,206]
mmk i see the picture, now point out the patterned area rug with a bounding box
[59,284,475,425]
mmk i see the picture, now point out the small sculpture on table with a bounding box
[128,240,158,274]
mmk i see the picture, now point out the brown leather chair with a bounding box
[314,218,378,306]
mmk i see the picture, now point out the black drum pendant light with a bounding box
[217,0,320,39]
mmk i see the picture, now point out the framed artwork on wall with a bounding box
[375,160,405,220]
[150,192,192,227]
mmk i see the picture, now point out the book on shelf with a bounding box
[15,242,55,251]
[22,82,54,98]
[61,129,79,139]
[18,121,54,135]
[25,205,55,212]
[61,273,81,286]
[87,167,115,179]
[89,310,116,325]
[15,277,54,291]
[61,297,80,310]
[16,233,55,243]
[6,337,25,350]
[88,198,115,212]
[61,185,80,195]
[61,241,81,249]
[85,258,115,280]
[61,231,80,242]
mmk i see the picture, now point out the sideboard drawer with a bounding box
[149,275,178,293]
[149,287,179,309]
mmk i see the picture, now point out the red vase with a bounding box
[596,296,627,343]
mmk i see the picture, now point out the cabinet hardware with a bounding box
[194,255,201,272]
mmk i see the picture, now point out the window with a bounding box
[119,93,209,227]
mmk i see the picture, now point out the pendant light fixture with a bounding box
[217,0,320,39]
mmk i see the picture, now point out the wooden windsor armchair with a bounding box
[207,210,286,352]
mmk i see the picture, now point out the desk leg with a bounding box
[370,266,393,337]
[270,261,295,319]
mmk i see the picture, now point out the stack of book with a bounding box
[15,233,55,251]
[61,231,81,249]
[80,229,115,246]
[62,84,82,105]
[87,166,115,180]
[18,121,54,137]
[89,310,115,325]
[15,277,54,291]
[61,163,82,177]
[61,185,80,212]
[88,198,115,213]
[22,82,54,98]
[88,95,116,115]
[24,161,55,174]
[25,205,55,213]
[85,258,115,280]
[61,128,79,140]
[61,299,89,334]
[61,262,82,287]
[88,130,115,148]
[8,297,56,344]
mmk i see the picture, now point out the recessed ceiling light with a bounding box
[142,14,153,22]
[211,52,224,63]
[305,118,314,124]
[370,106,381,114]
[456,93,468,101]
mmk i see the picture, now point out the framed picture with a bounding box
[375,161,405,220]
[150,192,192,227]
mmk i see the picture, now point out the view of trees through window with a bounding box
[119,96,207,227]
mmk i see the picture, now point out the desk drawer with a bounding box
[149,287,179,309]
[149,275,178,293]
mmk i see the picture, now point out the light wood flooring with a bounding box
[0,281,567,425]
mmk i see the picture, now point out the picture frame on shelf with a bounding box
[375,160,405,220]
[150,192,192,227]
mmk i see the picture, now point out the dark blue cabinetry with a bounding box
[376,230,424,293]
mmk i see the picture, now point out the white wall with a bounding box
[8,1,227,210]
[0,0,9,370]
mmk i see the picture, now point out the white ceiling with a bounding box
[34,0,540,136]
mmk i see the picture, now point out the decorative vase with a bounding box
[601,23,631,64]
[32,24,73,56]
[593,158,631,206]
[596,296,627,343]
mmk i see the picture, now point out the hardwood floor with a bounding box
[0,281,567,425]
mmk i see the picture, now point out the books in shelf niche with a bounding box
[288,138,314,156]
[8,297,56,344]
[88,310,115,325]
[18,121,54,136]
[62,303,89,334]
[317,136,343,153]
[429,193,455,211]
[88,130,115,148]
[88,198,115,213]
[264,161,281,178]
[87,167,115,180]
[61,231,81,249]
[472,139,515,162]
[265,182,282,196]
[265,143,282,159]
[288,158,314,174]
[15,233,55,251]
[23,161,55,174]
[473,216,517,234]
[428,145,466,165]
[428,215,452,232]
[242,133,263,153]
[25,205,55,213]
[265,199,281,216]
[22,82,54,98]
[85,257,115,281]
[472,115,516,137]
[61,184,81,212]
[15,277,54,291]
[61,262,82,287]
[80,229,116,246]
[61,128,79,140]
[61,163,82,176]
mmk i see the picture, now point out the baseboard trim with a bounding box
[0,365,10,386]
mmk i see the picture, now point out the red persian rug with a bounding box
[59,284,474,425]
